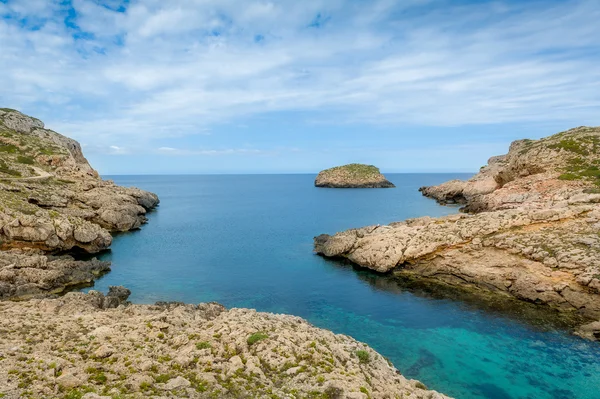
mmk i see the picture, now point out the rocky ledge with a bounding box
[315,164,395,188]
[0,109,159,299]
[0,288,449,399]
[315,126,600,341]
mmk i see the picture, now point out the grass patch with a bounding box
[0,144,18,153]
[0,159,21,177]
[247,332,269,346]
[548,138,590,155]
[16,155,34,164]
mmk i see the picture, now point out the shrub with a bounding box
[196,341,211,350]
[355,350,370,364]
[247,332,269,346]
[154,374,171,383]
[16,155,34,164]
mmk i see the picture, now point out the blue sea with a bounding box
[88,174,600,399]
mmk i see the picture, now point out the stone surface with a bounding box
[0,109,159,298]
[0,290,451,399]
[315,163,395,188]
[315,126,600,339]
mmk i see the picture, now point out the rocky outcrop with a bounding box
[0,109,159,298]
[315,126,600,341]
[315,164,395,188]
[420,126,600,212]
[0,289,450,399]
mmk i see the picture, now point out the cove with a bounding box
[87,174,600,399]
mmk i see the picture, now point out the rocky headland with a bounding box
[315,126,600,342]
[315,164,395,188]
[0,288,449,399]
[0,109,450,398]
[0,108,159,299]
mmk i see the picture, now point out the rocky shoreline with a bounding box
[315,126,600,342]
[0,109,159,299]
[0,288,450,399]
[315,164,395,188]
[0,109,450,398]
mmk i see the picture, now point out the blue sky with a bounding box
[0,0,599,174]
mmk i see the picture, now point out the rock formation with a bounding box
[0,288,450,399]
[315,164,395,188]
[315,126,600,341]
[0,108,159,299]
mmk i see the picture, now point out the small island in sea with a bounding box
[315,163,395,188]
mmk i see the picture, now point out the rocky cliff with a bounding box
[0,288,450,399]
[315,127,600,341]
[315,164,395,188]
[0,109,159,299]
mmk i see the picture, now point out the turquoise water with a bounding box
[88,174,600,399]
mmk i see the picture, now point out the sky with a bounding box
[0,0,599,175]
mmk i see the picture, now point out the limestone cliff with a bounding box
[315,127,600,341]
[0,109,159,299]
[315,164,395,188]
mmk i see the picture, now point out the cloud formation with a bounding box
[0,0,599,170]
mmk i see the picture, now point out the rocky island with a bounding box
[0,109,449,399]
[315,164,395,188]
[315,126,600,342]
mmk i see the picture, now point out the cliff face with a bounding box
[315,127,600,341]
[420,126,600,212]
[315,164,395,188]
[0,109,159,299]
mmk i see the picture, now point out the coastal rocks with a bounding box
[575,321,600,341]
[0,252,110,299]
[315,163,395,188]
[420,126,600,212]
[315,126,600,340]
[0,289,451,399]
[0,109,159,300]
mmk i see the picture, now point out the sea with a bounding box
[85,174,600,399]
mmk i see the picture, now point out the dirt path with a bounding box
[0,166,52,181]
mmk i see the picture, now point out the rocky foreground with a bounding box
[0,288,449,399]
[0,108,159,299]
[315,126,600,341]
[315,164,395,188]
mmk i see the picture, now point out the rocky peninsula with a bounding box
[315,164,395,188]
[0,288,449,399]
[0,109,450,399]
[0,108,159,299]
[315,126,600,342]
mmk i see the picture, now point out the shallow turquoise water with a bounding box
[88,174,600,399]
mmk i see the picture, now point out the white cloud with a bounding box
[0,0,598,149]
[156,147,265,156]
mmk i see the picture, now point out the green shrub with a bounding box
[196,341,211,350]
[16,155,34,164]
[0,144,18,153]
[355,350,370,364]
[154,374,171,383]
[247,332,269,346]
